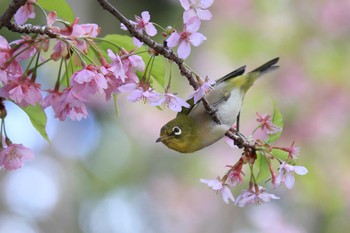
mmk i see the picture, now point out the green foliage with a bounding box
[255,151,271,183]
[20,104,49,142]
[266,102,284,143]
[37,0,75,22]
[97,34,166,87]
[271,148,289,161]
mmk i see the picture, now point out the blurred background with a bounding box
[1,0,350,232]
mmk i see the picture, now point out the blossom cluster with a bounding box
[1,0,202,170]
[201,112,308,207]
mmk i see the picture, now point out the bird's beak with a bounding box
[156,136,162,143]
[156,134,171,143]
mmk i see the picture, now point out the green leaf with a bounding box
[20,104,49,142]
[255,152,271,183]
[271,148,289,161]
[37,0,75,22]
[97,34,166,87]
[266,101,284,143]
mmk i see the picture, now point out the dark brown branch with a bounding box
[96,0,252,149]
[0,0,27,29]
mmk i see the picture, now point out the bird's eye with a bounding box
[172,126,182,136]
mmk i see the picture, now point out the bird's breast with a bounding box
[216,88,243,127]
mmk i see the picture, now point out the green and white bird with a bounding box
[156,57,279,153]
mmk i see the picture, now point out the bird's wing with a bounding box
[214,65,246,85]
[177,65,247,116]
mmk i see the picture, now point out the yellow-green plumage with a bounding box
[157,58,279,153]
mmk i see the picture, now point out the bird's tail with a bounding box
[250,57,280,77]
[239,57,279,93]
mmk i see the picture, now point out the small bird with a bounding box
[156,58,279,153]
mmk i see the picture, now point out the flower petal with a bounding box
[177,40,191,59]
[179,0,190,10]
[285,173,295,189]
[141,11,150,22]
[145,23,157,36]
[166,32,181,48]
[196,9,212,20]
[189,32,207,46]
[293,166,308,175]
[200,0,214,8]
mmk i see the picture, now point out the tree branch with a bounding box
[96,0,252,149]
[0,0,27,29]
[5,21,58,38]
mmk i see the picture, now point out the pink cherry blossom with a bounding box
[276,162,308,189]
[99,66,123,100]
[71,65,108,99]
[275,141,301,159]
[120,48,145,81]
[51,41,69,61]
[45,88,88,121]
[180,0,214,23]
[0,36,23,84]
[118,81,162,105]
[255,112,282,140]
[200,178,235,204]
[227,162,244,187]
[10,36,37,62]
[121,11,157,47]
[0,76,43,107]
[235,185,279,207]
[107,49,126,82]
[0,61,23,85]
[51,18,100,59]
[14,0,36,25]
[166,17,206,59]
[0,143,34,170]
[187,77,215,103]
[151,91,190,112]
[47,11,57,26]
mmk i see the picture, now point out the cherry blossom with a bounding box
[276,162,308,189]
[166,17,206,59]
[45,88,88,121]
[0,143,34,170]
[71,65,108,99]
[187,77,215,103]
[275,141,301,159]
[10,36,37,62]
[14,0,36,25]
[51,18,100,60]
[47,11,57,26]
[118,81,161,105]
[0,36,23,85]
[151,91,190,112]
[107,49,126,82]
[120,48,145,82]
[200,178,235,204]
[0,76,43,107]
[180,0,214,23]
[121,11,157,47]
[235,185,279,207]
[255,112,282,140]
[227,162,244,187]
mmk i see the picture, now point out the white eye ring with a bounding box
[172,126,182,136]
